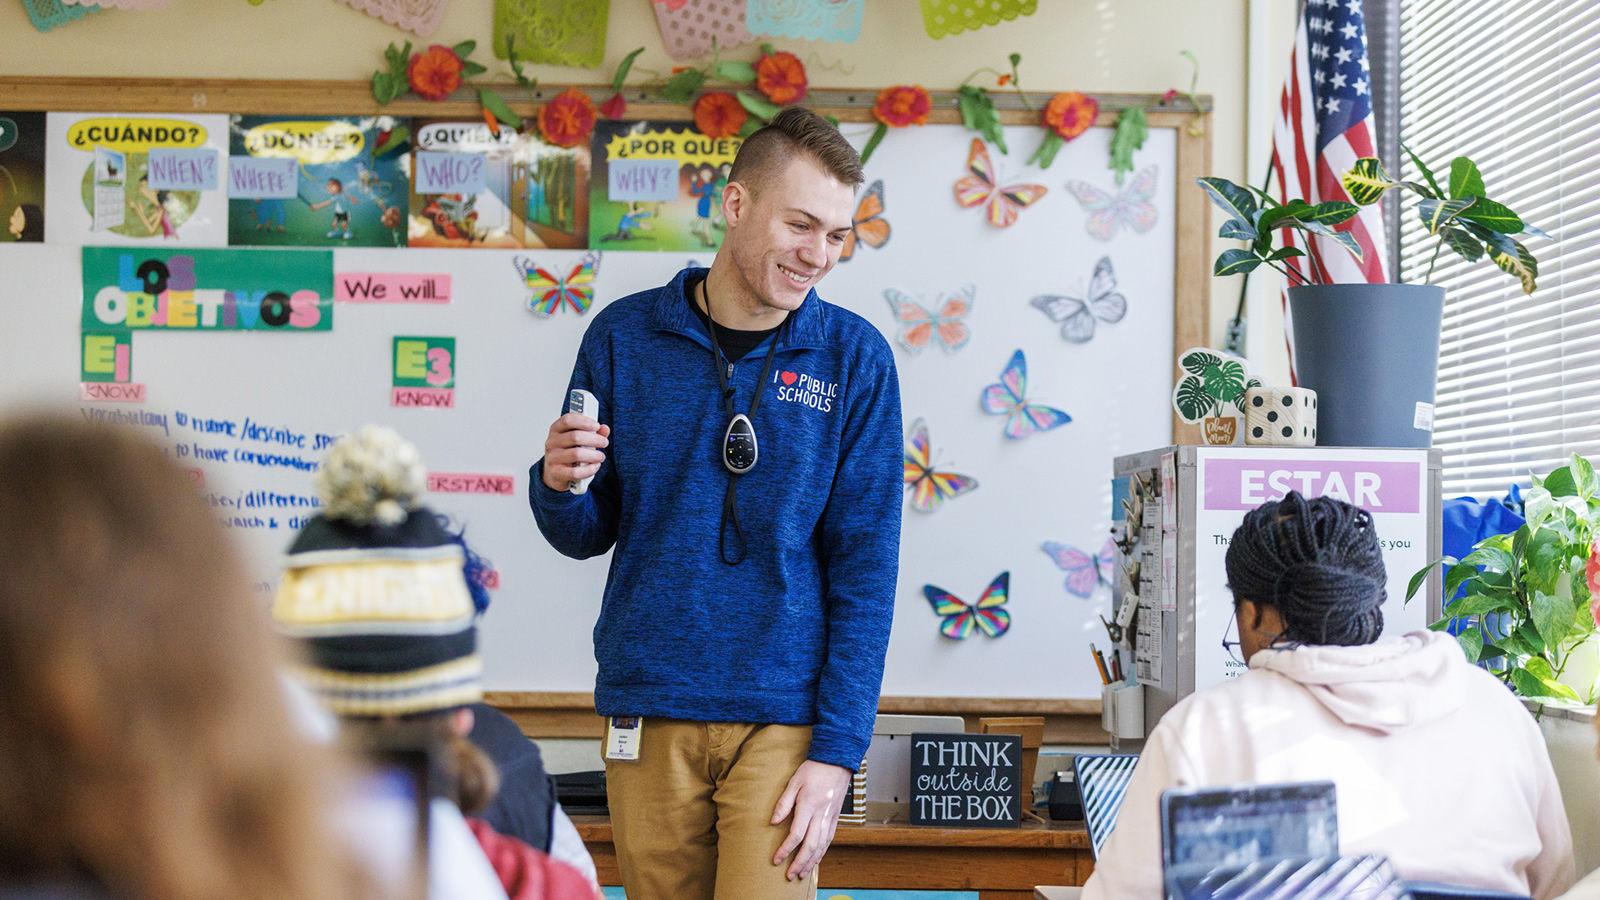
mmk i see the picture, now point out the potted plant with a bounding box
[1170,347,1263,445]
[1407,454,1600,704]
[1196,152,1546,450]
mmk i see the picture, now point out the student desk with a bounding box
[572,815,1094,898]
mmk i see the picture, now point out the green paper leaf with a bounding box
[1173,376,1214,423]
[957,85,1006,154]
[461,61,488,78]
[372,72,398,106]
[1457,198,1523,234]
[1110,106,1148,184]
[737,117,763,138]
[1341,157,1396,206]
[716,61,758,84]
[613,47,645,92]
[1180,349,1222,377]
[1214,248,1263,277]
[859,122,888,166]
[662,68,707,103]
[736,91,782,120]
[373,125,408,157]
[1195,177,1258,227]
[824,115,840,129]
[478,88,520,128]
[1402,142,1445,199]
[452,40,477,60]
[1448,156,1486,200]
[761,42,775,57]
[1028,131,1066,169]
[1009,52,1022,67]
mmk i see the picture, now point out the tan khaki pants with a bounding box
[605,719,819,900]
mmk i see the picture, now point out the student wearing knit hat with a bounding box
[1081,492,1575,900]
[276,426,598,900]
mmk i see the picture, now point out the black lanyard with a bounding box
[702,280,785,565]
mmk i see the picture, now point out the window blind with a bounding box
[1399,0,1600,497]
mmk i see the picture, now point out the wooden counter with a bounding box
[572,815,1095,899]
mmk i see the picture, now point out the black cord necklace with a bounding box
[702,279,785,565]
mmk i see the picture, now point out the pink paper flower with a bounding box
[1587,539,1600,627]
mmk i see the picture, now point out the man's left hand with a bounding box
[770,759,851,881]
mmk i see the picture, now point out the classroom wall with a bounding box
[1,0,1251,348]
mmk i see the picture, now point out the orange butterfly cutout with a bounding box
[840,179,890,262]
[952,138,1048,228]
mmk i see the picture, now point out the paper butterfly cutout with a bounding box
[1030,256,1128,343]
[515,252,601,317]
[1065,166,1159,241]
[884,285,973,354]
[903,418,979,513]
[925,571,1010,640]
[1042,538,1118,599]
[840,179,890,262]
[981,350,1072,440]
[953,139,1048,228]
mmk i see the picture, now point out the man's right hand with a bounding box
[541,412,612,492]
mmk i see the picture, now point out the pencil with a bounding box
[1090,643,1111,685]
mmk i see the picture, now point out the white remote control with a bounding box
[566,389,599,495]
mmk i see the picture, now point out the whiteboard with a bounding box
[0,121,1176,701]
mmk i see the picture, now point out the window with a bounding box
[1400,1,1600,496]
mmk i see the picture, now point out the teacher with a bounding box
[529,106,903,900]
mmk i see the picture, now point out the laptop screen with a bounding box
[1160,781,1339,870]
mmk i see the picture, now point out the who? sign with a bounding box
[909,733,1022,828]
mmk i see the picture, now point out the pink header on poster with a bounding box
[81,383,146,403]
[337,273,452,304]
[393,387,455,408]
[1203,457,1422,514]
[428,472,515,496]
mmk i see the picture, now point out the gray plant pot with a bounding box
[1286,283,1445,449]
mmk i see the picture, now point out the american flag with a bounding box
[1271,0,1388,377]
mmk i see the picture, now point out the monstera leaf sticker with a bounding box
[1172,347,1263,444]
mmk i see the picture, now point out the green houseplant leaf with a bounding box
[1197,177,1258,226]
[1402,143,1444,199]
[1214,248,1263,277]
[1418,197,1476,234]
[1457,198,1523,234]
[1219,219,1258,242]
[1340,157,1398,205]
[1441,226,1484,262]
[1448,156,1487,200]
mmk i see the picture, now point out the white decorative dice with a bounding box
[1244,387,1318,446]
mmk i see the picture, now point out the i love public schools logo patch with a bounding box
[771,369,837,412]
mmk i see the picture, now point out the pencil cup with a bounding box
[1101,682,1145,740]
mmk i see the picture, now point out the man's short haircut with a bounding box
[727,106,864,197]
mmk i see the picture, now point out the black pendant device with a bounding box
[724,413,758,473]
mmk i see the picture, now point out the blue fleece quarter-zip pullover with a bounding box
[529,268,903,770]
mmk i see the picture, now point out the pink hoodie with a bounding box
[1082,631,1576,899]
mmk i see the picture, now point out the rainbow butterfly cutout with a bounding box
[515,251,602,317]
[1030,256,1128,343]
[953,139,1048,228]
[1065,166,1159,241]
[884,285,973,354]
[924,572,1010,640]
[980,350,1072,440]
[903,418,978,513]
[1042,538,1118,599]
[840,179,890,262]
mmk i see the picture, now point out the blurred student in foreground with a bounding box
[272,425,599,900]
[1083,491,1575,899]
[0,414,374,900]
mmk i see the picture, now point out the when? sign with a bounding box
[909,733,1022,828]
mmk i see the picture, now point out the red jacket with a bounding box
[465,817,597,900]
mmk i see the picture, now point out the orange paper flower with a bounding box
[755,51,808,105]
[408,44,463,102]
[693,92,748,140]
[1044,91,1098,141]
[872,85,932,128]
[539,88,598,149]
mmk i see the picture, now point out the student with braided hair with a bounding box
[1082,491,1576,900]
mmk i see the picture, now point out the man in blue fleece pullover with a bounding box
[529,107,902,900]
